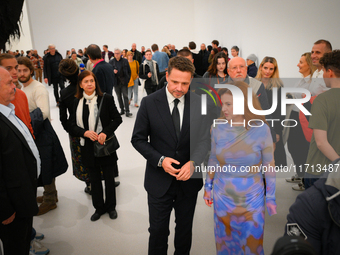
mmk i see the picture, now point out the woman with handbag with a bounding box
[58,59,92,195]
[71,70,122,221]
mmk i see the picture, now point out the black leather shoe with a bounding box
[125,112,132,117]
[115,181,120,187]
[90,212,102,221]
[120,111,125,115]
[108,210,118,220]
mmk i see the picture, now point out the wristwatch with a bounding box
[158,156,165,167]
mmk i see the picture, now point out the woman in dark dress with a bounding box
[71,70,122,221]
[256,56,287,167]
[59,59,93,194]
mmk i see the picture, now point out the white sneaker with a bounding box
[30,239,50,255]
[34,232,45,241]
[286,174,302,183]
[292,182,305,191]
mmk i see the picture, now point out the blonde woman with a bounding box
[126,51,140,107]
[286,53,316,190]
[255,57,287,167]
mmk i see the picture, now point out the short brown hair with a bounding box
[177,49,192,58]
[314,39,332,52]
[75,70,103,99]
[17,57,34,76]
[320,50,340,77]
[145,49,152,54]
[59,58,78,78]
[0,53,15,66]
[188,41,196,50]
[151,44,159,51]
[168,56,195,77]
[211,40,219,46]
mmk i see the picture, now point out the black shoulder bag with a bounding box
[93,93,120,157]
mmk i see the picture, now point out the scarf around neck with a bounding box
[76,91,103,146]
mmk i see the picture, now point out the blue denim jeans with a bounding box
[128,78,139,105]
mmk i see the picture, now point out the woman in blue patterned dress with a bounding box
[204,81,277,255]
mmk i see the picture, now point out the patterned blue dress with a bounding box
[205,122,276,255]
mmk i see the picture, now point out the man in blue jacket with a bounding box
[151,44,169,80]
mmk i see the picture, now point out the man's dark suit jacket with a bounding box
[0,113,38,222]
[131,86,211,198]
[92,61,115,95]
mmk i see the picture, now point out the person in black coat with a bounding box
[0,68,39,255]
[139,50,160,95]
[43,44,65,104]
[246,54,258,78]
[71,70,122,222]
[59,59,93,194]
[131,57,211,254]
[87,44,115,96]
[109,49,132,116]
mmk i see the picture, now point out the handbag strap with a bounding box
[94,92,106,132]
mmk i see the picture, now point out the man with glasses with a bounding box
[43,44,64,106]
[227,57,269,110]
[109,49,132,117]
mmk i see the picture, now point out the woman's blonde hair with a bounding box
[301,52,316,80]
[255,56,283,90]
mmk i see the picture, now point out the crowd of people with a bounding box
[0,38,340,255]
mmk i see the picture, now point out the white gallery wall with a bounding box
[18,0,340,78]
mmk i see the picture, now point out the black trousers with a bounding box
[287,111,310,178]
[147,179,198,255]
[114,83,130,113]
[51,77,65,103]
[88,163,117,214]
[0,216,32,255]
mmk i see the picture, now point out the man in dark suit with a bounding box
[0,67,40,254]
[87,44,115,96]
[131,57,211,255]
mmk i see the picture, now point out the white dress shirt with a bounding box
[292,75,311,112]
[0,103,41,176]
[309,69,330,96]
[104,52,109,63]
[165,85,185,130]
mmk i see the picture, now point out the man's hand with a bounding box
[44,78,48,84]
[84,131,98,141]
[147,72,152,78]
[176,161,194,181]
[162,157,180,177]
[2,212,15,225]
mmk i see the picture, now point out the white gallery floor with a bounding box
[33,84,299,255]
